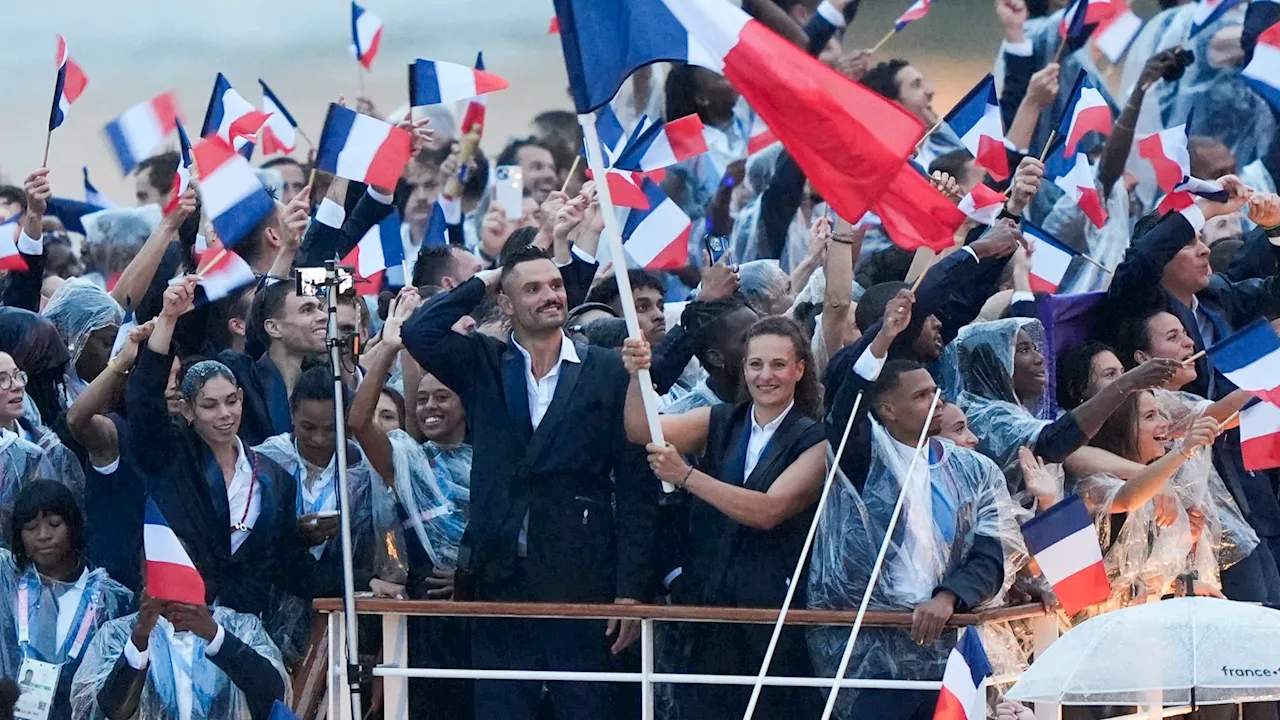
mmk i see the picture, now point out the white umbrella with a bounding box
[1007,598,1280,706]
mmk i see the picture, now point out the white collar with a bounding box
[750,401,794,434]
[511,332,581,370]
[233,437,252,476]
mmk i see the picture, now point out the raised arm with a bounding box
[1098,51,1182,196]
[267,184,311,278]
[350,289,421,487]
[620,337,712,454]
[66,321,155,467]
[821,219,861,361]
[126,277,195,476]
[400,271,498,397]
[996,0,1033,129]
[110,189,194,308]
[1109,416,1221,512]
[1006,64,1058,154]
[2,169,52,312]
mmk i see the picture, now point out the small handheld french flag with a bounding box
[1020,495,1109,615]
[350,1,384,70]
[342,212,404,296]
[589,105,628,169]
[192,136,276,250]
[83,168,116,209]
[746,114,778,156]
[894,0,932,31]
[943,74,1010,182]
[144,498,206,605]
[958,183,1006,226]
[1094,0,1144,63]
[258,80,299,156]
[1057,71,1113,158]
[103,91,181,175]
[1242,22,1280,113]
[1207,319,1280,407]
[196,248,257,303]
[933,629,992,720]
[315,103,413,190]
[110,303,136,359]
[1023,221,1079,294]
[409,59,510,107]
[162,118,194,217]
[0,218,25,273]
[49,34,88,132]
[1052,152,1108,228]
[621,177,692,271]
[613,114,709,173]
[202,73,270,158]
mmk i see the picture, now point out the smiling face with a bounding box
[1162,238,1213,296]
[499,258,568,334]
[266,293,328,355]
[937,402,979,449]
[742,334,805,410]
[292,398,337,467]
[416,373,465,445]
[1136,312,1198,389]
[182,376,244,448]
[894,65,937,126]
[1135,391,1172,463]
[0,352,26,428]
[1087,349,1126,397]
[1011,328,1047,402]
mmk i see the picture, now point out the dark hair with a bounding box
[249,278,296,351]
[236,211,280,269]
[379,386,406,428]
[1132,210,1164,242]
[531,110,582,177]
[0,678,18,720]
[1108,310,1164,370]
[495,137,556,170]
[583,317,629,348]
[682,295,752,359]
[868,359,927,421]
[463,147,490,202]
[10,480,85,569]
[1056,341,1117,411]
[260,157,303,173]
[206,287,255,351]
[861,59,912,101]
[585,269,664,308]
[746,316,821,418]
[394,144,452,216]
[1090,391,1147,461]
[0,186,25,215]
[498,227,540,268]
[1209,238,1244,273]
[137,151,181,196]
[928,150,975,182]
[413,245,460,288]
[664,64,700,121]
[854,281,908,333]
[290,363,335,411]
[498,243,554,287]
[855,246,914,289]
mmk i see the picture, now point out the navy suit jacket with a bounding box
[401,277,659,602]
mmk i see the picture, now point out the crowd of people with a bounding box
[1,0,1280,718]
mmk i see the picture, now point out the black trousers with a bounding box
[673,621,823,720]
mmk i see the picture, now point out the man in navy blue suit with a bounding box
[402,244,658,720]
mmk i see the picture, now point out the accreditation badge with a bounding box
[14,657,60,720]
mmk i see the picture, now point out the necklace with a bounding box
[231,451,258,533]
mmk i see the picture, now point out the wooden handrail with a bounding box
[312,598,1049,627]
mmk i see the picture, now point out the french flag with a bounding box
[1058,71,1113,157]
[894,0,932,31]
[1023,222,1079,294]
[459,52,489,136]
[1190,0,1246,38]
[409,59,510,107]
[1241,399,1280,471]
[163,118,194,217]
[102,91,181,175]
[957,183,1006,225]
[1094,1,1144,63]
[875,164,967,252]
[110,304,136,359]
[342,213,404,295]
[592,105,628,168]
[1020,495,1110,615]
[613,114,709,172]
[258,80,298,156]
[933,630,992,720]
[1207,319,1280,407]
[0,218,25,273]
[192,136,276,250]
[599,170,653,210]
[350,1,384,70]
[622,177,692,270]
[552,0,923,224]
[944,75,1010,182]
[49,34,88,132]
[202,73,270,158]
[196,248,257,302]
[1060,0,1123,37]
[316,103,413,190]
[1242,22,1280,113]
[1053,152,1108,228]
[144,498,206,605]
[746,114,778,155]
[1138,113,1230,201]
[83,168,115,209]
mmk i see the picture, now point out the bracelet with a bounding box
[831,234,858,245]
[677,466,694,488]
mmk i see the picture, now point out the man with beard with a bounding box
[400,244,657,720]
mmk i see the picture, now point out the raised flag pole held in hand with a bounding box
[868,27,898,56]
[578,113,674,493]
[561,155,582,194]
[819,388,944,720]
[742,389,864,720]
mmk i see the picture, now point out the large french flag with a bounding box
[943,75,1010,182]
[162,118,194,217]
[1057,71,1113,157]
[196,248,257,302]
[258,80,298,156]
[350,1,384,70]
[1241,399,1280,471]
[342,213,404,295]
[746,114,778,155]
[1023,221,1079,293]
[0,218,25,273]
[894,0,933,31]
[202,73,270,158]
[192,136,276,250]
[1094,0,1144,63]
[144,498,206,605]
[933,630,992,720]
[83,167,116,209]
[459,52,489,136]
[1243,22,1280,113]
[622,177,692,270]
[1020,495,1109,615]
[613,114,709,172]
[49,34,88,132]
[1207,319,1280,407]
[1190,0,1246,38]
[1053,152,1108,228]
[409,59,509,107]
[875,164,967,251]
[315,103,413,190]
[103,91,181,175]
[957,183,1006,226]
[552,0,923,224]
[591,105,629,168]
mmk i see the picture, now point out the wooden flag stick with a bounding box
[1079,252,1112,274]
[561,155,582,194]
[196,248,227,277]
[1222,409,1241,429]
[41,132,52,168]
[910,255,935,292]
[1036,129,1060,163]
[296,126,316,149]
[357,66,368,98]
[1182,349,1206,367]
[869,27,897,56]
[914,118,946,151]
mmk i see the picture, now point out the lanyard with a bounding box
[231,451,259,533]
[293,449,338,518]
[16,569,101,662]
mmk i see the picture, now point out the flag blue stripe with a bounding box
[1021,221,1079,257]
[144,497,168,527]
[621,178,669,240]
[942,73,996,133]
[315,104,356,175]
[176,118,193,167]
[959,629,992,685]
[103,119,141,174]
[1019,495,1093,554]
[613,120,666,171]
[351,2,365,58]
[1208,319,1280,374]
[212,192,277,250]
[409,60,444,106]
[259,80,298,127]
[1245,76,1280,115]
[49,65,69,131]
[202,73,233,138]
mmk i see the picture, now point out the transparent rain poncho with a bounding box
[71,607,290,720]
[387,431,470,572]
[40,279,123,409]
[0,428,85,546]
[807,424,1028,717]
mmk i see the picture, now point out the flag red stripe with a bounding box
[1028,274,1060,294]
[975,135,1010,182]
[647,224,692,271]
[933,686,969,720]
[1054,561,1110,615]
[365,131,413,191]
[1242,432,1280,471]
[1138,134,1184,192]
[147,560,207,605]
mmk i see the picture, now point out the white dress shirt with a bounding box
[54,568,90,650]
[225,438,261,554]
[123,621,226,720]
[745,402,794,478]
[511,333,581,429]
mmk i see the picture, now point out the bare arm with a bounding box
[111,190,194,307]
[65,319,157,468]
[821,220,861,361]
[1064,445,1146,480]
[401,348,425,442]
[1007,64,1059,153]
[1110,417,1220,512]
[680,443,826,530]
[620,337,712,454]
[350,289,422,486]
[267,185,311,277]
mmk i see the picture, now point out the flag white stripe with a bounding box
[336,114,392,181]
[1031,239,1074,286]
[1223,347,1280,392]
[144,524,198,569]
[435,63,479,103]
[199,162,262,217]
[1241,401,1280,442]
[355,13,382,49]
[626,199,686,266]
[1034,526,1103,585]
[118,105,166,162]
[1243,43,1280,89]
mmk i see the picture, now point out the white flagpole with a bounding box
[578,113,673,492]
[819,388,943,720]
[741,391,863,720]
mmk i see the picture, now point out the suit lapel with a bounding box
[502,340,533,442]
[742,411,806,492]
[526,344,586,461]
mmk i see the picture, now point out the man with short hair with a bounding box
[585,269,667,344]
[412,244,483,290]
[401,244,657,720]
[134,152,180,207]
[260,157,307,205]
[664,295,759,413]
[495,138,559,205]
[862,59,962,165]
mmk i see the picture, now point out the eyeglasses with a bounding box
[0,371,28,391]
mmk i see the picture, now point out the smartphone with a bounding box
[703,233,730,265]
[494,165,524,221]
